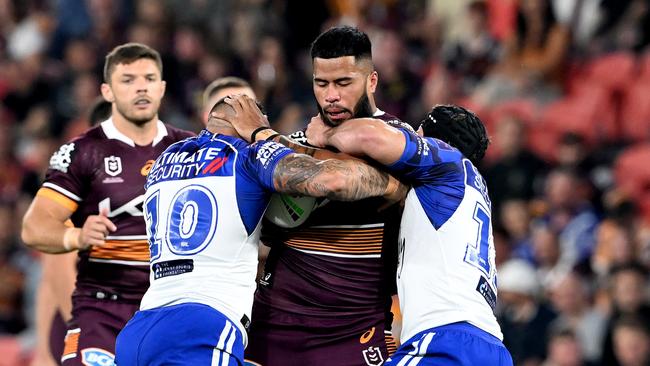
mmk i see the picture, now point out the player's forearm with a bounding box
[274,154,398,201]
[331,160,406,201]
[22,213,80,254]
[326,120,404,165]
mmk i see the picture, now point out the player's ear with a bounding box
[101,83,115,103]
[160,80,166,98]
[367,71,378,94]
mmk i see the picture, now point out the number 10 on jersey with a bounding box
[145,184,219,261]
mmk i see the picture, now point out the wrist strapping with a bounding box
[250,127,273,142]
[266,133,281,141]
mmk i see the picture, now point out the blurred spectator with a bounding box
[612,316,650,366]
[372,29,421,120]
[601,262,650,366]
[549,271,608,364]
[249,35,306,135]
[551,0,604,56]
[472,0,570,106]
[443,1,501,95]
[494,225,514,267]
[590,0,650,54]
[531,223,568,288]
[500,198,534,261]
[592,219,636,279]
[542,167,600,268]
[541,327,590,366]
[498,259,557,366]
[0,201,26,335]
[483,114,547,212]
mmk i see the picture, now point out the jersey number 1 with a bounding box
[463,203,494,279]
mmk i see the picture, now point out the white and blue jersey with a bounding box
[115,130,292,365]
[385,130,512,366]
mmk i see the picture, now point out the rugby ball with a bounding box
[265,194,316,228]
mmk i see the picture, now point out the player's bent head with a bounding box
[207,97,265,129]
[103,42,163,83]
[420,105,489,165]
[310,26,372,64]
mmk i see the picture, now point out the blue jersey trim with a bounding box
[388,129,466,229]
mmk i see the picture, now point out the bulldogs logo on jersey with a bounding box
[104,156,122,177]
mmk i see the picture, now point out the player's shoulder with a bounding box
[54,124,104,152]
[47,125,106,174]
[244,139,292,168]
[375,110,417,133]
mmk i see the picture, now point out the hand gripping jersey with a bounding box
[40,119,193,300]
[139,130,292,341]
[387,129,503,343]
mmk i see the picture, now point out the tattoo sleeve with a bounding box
[273,154,390,201]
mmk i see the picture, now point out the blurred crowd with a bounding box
[0,0,649,365]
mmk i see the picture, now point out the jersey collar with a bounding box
[373,108,385,117]
[101,118,168,147]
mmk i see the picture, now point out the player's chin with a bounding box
[127,110,156,125]
[323,115,346,127]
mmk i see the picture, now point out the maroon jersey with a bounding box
[39,119,193,301]
[253,111,408,330]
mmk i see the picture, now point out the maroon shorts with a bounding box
[49,310,67,364]
[61,295,139,366]
[244,310,396,366]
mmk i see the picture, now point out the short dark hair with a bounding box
[420,105,490,165]
[103,43,162,83]
[89,97,112,125]
[310,26,372,61]
[202,77,252,108]
[208,97,265,119]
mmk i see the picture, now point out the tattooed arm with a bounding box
[273,153,406,202]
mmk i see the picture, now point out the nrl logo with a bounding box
[104,155,122,177]
[362,346,384,366]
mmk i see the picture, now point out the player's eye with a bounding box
[316,82,327,88]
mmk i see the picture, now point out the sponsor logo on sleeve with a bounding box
[49,143,75,173]
[80,348,115,366]
[256,141,284,167]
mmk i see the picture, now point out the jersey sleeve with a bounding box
[386,129,464,183]
[243,140,294,192]
[37,141,88,211]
